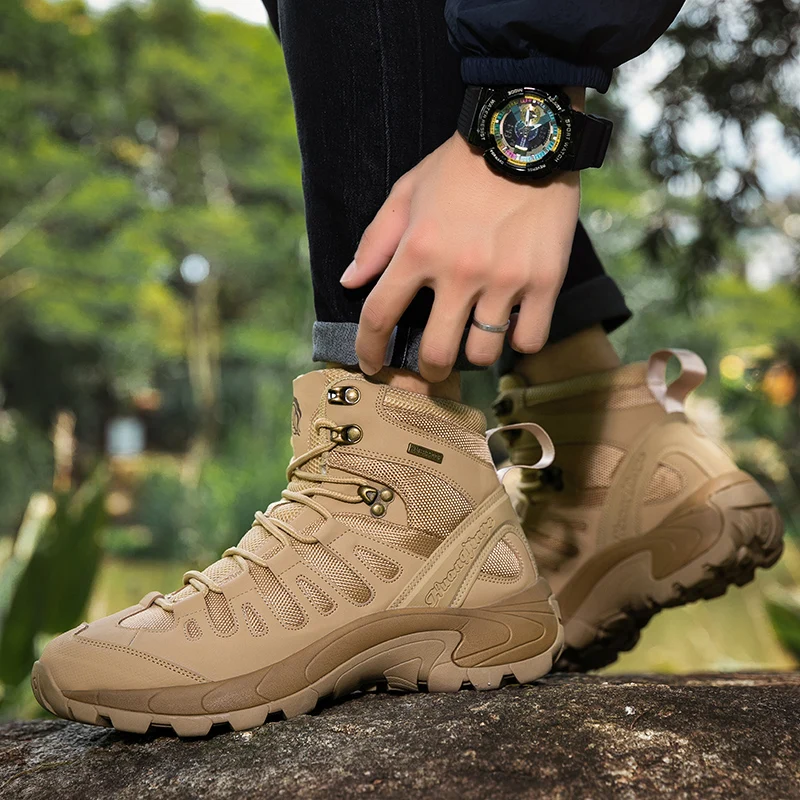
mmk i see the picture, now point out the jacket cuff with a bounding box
[461,55,612,93]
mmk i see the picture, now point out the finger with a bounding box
[356,264,424,374]
[509,290,556,355]
[465,294,516,368]
[341,181,411,288]
[417,288,474,383]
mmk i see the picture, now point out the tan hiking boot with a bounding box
[494,349,784,672]
[33,369,562,735]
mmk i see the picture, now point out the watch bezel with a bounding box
[473,87,573,180]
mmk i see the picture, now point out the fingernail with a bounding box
[340,259,357,285]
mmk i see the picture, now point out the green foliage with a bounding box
[0,412,53,539]
[0,0,311,436]
[0,473,106,690]
[765,591,800,661]
[640,0,800,300]
[106,376,296,564]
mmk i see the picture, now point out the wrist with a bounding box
[563,86,586,112]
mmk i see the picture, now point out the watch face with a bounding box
[491,94,563,167]
[474,88,572,179]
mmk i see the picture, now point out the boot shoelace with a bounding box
[154,417,367,609]
[153,419,558,610]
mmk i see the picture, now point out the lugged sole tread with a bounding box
[555,503,784,673]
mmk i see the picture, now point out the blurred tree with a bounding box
[0,0,311,459]
[641,0,800,303]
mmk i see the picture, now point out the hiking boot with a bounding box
[493,349,784,672]
[32,369,562,735]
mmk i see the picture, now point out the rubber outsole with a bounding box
[31,611,565,737]
[553,477,784,673]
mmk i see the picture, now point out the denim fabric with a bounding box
[265,0,630,373]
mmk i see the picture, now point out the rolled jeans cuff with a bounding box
[313,274,631,374]
[313,322,475,373]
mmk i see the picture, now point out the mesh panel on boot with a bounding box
[291,540,373,605]
[383,389,486,434]
[296,576,336,615]
[643,463,685,504]
[236,527,284,562]
[579,444,626,487]
[606,385,659,409]
[333,513,440,558]
[330,452,473,537]
[242,602,268,637]
[168,556,243,603]
[354,545,401,581]
[380,390,491,462]
[184,618,202,640]
[120,605,175,632]
[249,563,306,629]
[205,591,238,637]
[479,536,522,579]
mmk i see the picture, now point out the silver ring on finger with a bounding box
[471,317,511,334]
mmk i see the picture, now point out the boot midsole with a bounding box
[57,580,559,715]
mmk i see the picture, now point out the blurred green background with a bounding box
[1,0,800,720]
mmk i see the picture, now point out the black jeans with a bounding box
[265,0,630,373]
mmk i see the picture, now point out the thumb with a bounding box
[340,181,411,288]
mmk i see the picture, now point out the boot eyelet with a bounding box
[345,425,362,443]
[331,424,362,444]
[359,486,394,509]
[358,486,378,504]
[328,386,361,405]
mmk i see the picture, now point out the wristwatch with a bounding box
[457,86,613,181]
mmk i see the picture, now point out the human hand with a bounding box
[340,127,581,382]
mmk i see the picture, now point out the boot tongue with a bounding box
[167,368,360,602]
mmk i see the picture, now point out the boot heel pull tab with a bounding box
[647,348,707,413]
[486,423,555,480]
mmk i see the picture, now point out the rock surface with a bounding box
[1,672,799,799]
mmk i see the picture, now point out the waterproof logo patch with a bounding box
[407,443,443,464]
[292,397,302,436]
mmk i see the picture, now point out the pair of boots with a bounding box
[33,350,783,735]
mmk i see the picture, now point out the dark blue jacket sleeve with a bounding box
[445,0,685,92]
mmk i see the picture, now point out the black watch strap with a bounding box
[457,85,483,144]
[567,112,614,170]
[458,85,613,171]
